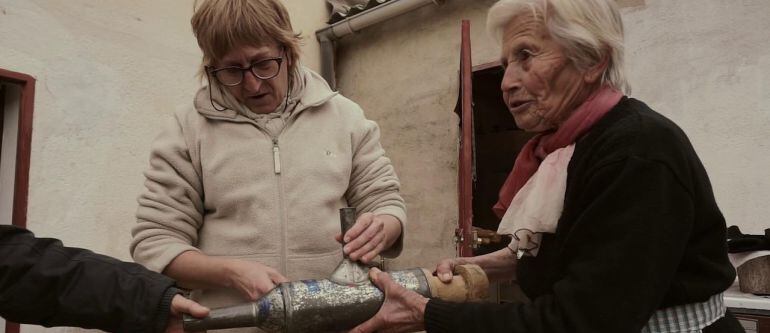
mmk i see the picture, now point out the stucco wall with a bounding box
[335,0,500,269]
[0,1,200,331]
[0,0,327,332]
[623,0,770,235]
[334,0,770,270]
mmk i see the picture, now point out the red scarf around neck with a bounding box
[492,86,624,218]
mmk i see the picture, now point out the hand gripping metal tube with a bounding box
[329,207,370,286]
[183,207,489,332]
[183,268,432,332]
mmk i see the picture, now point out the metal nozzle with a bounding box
[329,207,370,285]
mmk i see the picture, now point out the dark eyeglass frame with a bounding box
[206,53,284,87]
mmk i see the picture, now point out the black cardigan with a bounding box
[425,97,740,333]
[0,226,180,332]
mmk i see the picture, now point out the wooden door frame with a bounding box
[0,67,36,333]
[1,84,5,165]
[457,20,474,257]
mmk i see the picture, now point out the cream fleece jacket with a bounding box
[130,67,406,311]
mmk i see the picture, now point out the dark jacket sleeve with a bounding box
[0,226,180,332]
[425,156,696,333]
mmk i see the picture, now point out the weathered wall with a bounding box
[334,0,770,270]
[0,1,200,332]
[0,0,327,332]
[623,0,770,235]
[283,0,329,72]
[336,0,499,269]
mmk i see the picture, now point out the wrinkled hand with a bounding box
[335,213,401,263]
[350,268,428,333]
[227,259,289,301]
[434,257,472,283]
[164,294,209,333]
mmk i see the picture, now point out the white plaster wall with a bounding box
[335,0,500,269]
[0,0,201,260]
[333,0,770,270]
[622,0,770,234]
[0,2,200,331]
[0,0,327,331]
[283,0,330,72]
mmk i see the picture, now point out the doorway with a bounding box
[0,68,36,333]
[0,83,21,227]
[470,63,535,255]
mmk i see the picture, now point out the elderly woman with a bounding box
[129,0,406,319]
[351,0,743,332]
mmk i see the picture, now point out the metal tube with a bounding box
[183,268,431,332]
[329,207,370,285]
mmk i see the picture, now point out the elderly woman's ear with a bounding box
[583,51,611,84]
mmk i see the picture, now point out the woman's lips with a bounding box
[509,101,534,115]
[249,93,269,101]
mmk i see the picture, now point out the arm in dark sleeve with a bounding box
[0,226,180,332]
[425,157,694,333]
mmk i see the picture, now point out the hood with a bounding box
[194,65,338,120]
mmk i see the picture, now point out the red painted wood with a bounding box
[0,67,36,333]
[1,85,5,163]
[457,20,474,257]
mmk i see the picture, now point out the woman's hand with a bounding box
[336,213,402,263]
[350,268,428,333]
[225,259,289,301]
[164,294,210,333]
[435,248,518,284]
[434,256,473,283]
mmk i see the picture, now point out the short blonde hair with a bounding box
[191,0,302,82]
[487,0,630,93]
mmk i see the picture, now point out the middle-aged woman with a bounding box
[351,0,744,332]
[129,0,407,319]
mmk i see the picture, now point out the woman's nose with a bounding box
[242,71,263,92]
[500,66,520,93]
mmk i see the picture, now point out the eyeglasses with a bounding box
[207,54,284,87]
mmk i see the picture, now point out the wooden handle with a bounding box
[422,264,489,302]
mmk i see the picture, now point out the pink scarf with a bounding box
[493,86,624,218]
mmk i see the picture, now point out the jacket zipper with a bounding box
[251,112,299,277]
[274,137,286,275]
[272,139,281,174]
[273,113,300,277]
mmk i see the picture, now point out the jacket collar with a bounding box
[194,65,338,121]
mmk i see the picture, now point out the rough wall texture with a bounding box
[334,0,770,270]
[336,0,500,269]
[283,0,328,72]
[0,1,200,332]
[0,0,202,260]
[0,1,326,331]
[623,0,770,235]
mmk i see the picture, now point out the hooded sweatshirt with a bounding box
[130,66,406,312]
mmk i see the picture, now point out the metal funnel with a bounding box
[329,207,370,286]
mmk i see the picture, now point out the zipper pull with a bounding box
[272,139,281,174]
